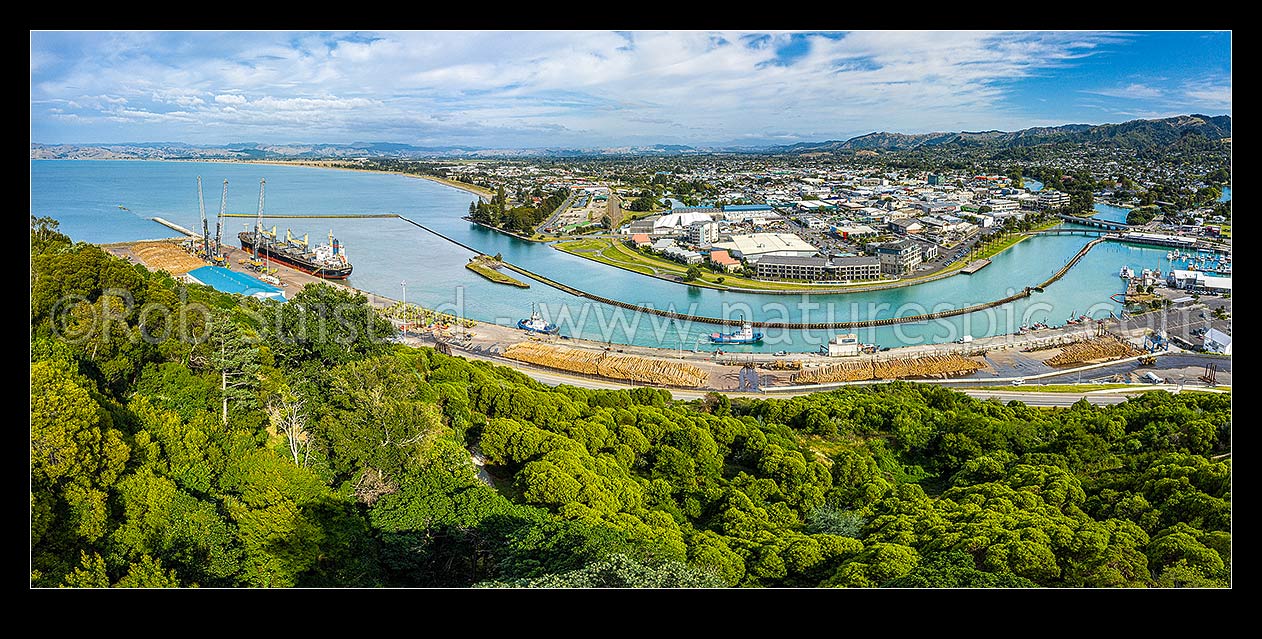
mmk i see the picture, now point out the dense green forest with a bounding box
[30,217,1231,588]
[468,185,570,235]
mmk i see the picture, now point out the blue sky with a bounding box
[29,30,1231,148]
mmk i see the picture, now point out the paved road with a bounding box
[446,347,1147,406]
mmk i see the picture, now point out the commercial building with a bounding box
[875,239,923,275]
[722,204,779,224]
[1036,190,1072,209]
[653,209,718,233]
[630,233,652,248]
[754,255,880,281]
[889,219,923,235]
[985,198,1020,213]
[1203,328,1232,355]
[685,220,720,245]
[185,266,286,302]
[825,333,861,357]
[713,233,818,264]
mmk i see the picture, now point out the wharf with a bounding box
[151,217,197,237]
[960,259,992,274]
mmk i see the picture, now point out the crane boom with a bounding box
[253,178,266,261]
[214,179,228,260]
[197,176,211,258]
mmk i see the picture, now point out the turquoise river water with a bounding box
[31,160,1214,352]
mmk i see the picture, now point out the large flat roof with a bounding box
[714,233,818,256]
[187,266,286,301]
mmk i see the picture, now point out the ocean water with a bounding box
[31,160,1203,352]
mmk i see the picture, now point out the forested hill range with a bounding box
[30,115,1230,161]
[773,115,1232,154]
[30,216,1231,588]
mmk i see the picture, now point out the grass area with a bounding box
[465,256,530,288]
[972,383,1148,393]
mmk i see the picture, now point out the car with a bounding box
[773,350,787,356]
[1011,378,1026,386]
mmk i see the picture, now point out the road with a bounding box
[440,344,1150,406]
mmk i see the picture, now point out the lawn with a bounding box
[972,383,1148,393]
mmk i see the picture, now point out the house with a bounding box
[630,233,652,248]
[663,245,704,264]
[709,250,741,272]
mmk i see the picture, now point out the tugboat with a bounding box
[709,317,763,344]
[517,303,559,335]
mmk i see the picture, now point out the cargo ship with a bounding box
[239,227,353,280]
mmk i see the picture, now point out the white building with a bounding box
[826,333,861,357]
[985,198,1020,213]
[1203,328,1232,355]
[685,220,720,245]
[713,233,818,264]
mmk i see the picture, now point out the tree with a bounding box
[192,313,259,426]
[684,265,702,281]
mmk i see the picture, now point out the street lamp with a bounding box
[400,280,408,332]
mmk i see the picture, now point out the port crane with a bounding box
[196,176,212,260]
[213,179,228,265]
[249,178,266,269]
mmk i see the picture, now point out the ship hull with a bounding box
[239,233,353,280]
[710,333,764,344]
[518,319,559,334]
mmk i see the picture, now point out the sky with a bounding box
[30,30,1232,149]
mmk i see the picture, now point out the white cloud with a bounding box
[1085,83,1164,99]
[28,30,1168,145]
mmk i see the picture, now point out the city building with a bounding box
[1203,328,1232,355]
[876,240,923,275]
[889,218,923,235]
[722,204,779,224]
[709,250,742,272]
[985,198,1020,213]
[653,209,717,233]
[685,220,720,245]
[754,255,880,281]
[713,233,818,264]
[1036,190,1072,209]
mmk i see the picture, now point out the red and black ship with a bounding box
[239,228,353,280]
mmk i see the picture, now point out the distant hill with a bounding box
[774,115,1232,153]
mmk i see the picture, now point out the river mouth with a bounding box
[32,159,1223,352]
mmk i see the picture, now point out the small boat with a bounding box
[710,318,763,344]
[517,303,559,335]
[1119,265,1134,279]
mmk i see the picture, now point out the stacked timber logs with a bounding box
[873,354,983,379]
[1045,336,1141,366]
[793,354,984,384]
[503,343,708,387]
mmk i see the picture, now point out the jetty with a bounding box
[960,259,991,274]
[151,217,197,237]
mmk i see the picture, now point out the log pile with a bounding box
[1045,336,1141,367]
[794,360,875,384]
[131,241,206,275]
[503,342,707,387]
[794,354,984,384]
[873,354,983,379]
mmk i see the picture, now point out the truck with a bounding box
[958,335,974,344]
[1141,372,1164,384]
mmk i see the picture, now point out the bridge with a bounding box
[1032,228,1110,237]
[1057,214,1129,231]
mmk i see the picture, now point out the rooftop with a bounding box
[187,266,286,301]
